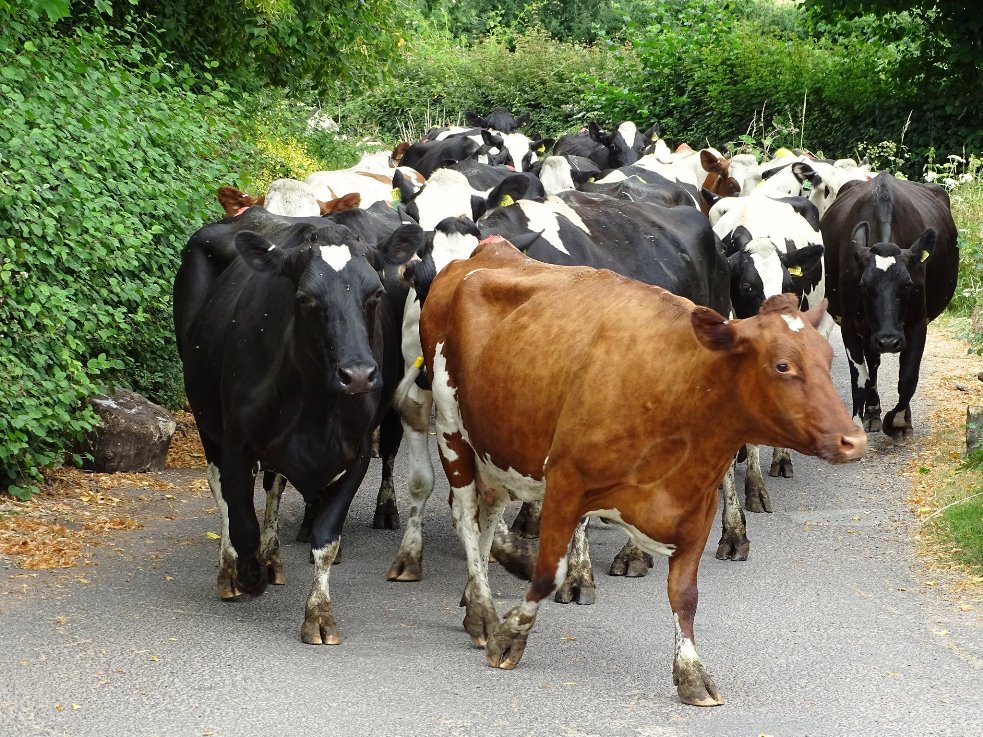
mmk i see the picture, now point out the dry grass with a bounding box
[905,320,983,600]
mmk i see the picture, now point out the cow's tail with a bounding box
[393,355,426,409]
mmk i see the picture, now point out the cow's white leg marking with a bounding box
[259,473,287,585]
[555,517,596,604]
[206,463,240,598]
[388,383,434,582]
[744,444,772,512]
[716,462,750,561]
[452,479,500,648]
[301,541,342,645]
[672,612,722,705]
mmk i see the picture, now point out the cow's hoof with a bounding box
[301,606,340,645]
[715,532,750,561]
[486,623,528,670]
[463,601,499,649]
[265,551,286,585]
[235,555,268,597]
[674,659,724,706]
[884,407,913,441]
[744,484,773,514]
[554,569,596,605]
[510,503,541,539]
[386,551,422,582]
[768,456,794,479]
[372,500,400,530]
[609,547,654,577]
[863,414,882,433]
[217,566,241,600]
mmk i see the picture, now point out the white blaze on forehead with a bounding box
[586,508,676,557]
[747,239,784,298]
[539,157,575,196]
[781,314,805,332]
[414,168,475,230]
[616,121,638,150]
[874,255,896,271]
[319,244,352,271]
[502,132,534,172]
[431,229,480,273]
[264,178,321,217]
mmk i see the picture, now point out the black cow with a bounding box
[465,106,530,133]
[447,159,546,199]
[554,121,660,169]
[580,172,697,209]
[821,172,958,439]
[399,130,501,178]
[173,208,423,644]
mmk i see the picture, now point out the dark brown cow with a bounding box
[419,237,865,706]
[821,172,958,438]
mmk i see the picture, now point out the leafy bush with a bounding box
[0,15,360,496]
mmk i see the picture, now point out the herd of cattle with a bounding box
[173,107,959,706]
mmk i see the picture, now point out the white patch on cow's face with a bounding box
[431,229,480,273]
[781,314,805,332]
[501,132,534,172]
[586,508,676,557]
[319,244,351,272]
[874,255,896,271]
[264,178,322,217]
[616,121,638,151]
[538,157,574,196]
[414,169,476,230]
[747,239,784,298]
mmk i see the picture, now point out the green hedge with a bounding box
[0,18,359,497]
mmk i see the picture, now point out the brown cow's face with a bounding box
[727,297,865,463]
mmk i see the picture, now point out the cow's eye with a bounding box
[740,283,754,294]
[775,361,790,373]
[296,293,318,310]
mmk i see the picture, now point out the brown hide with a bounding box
[216,186,260,217]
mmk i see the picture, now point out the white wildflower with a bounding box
[947,154,966,163]
[959,172,974,183]
[925,170,938,182]
[943,177,957,189]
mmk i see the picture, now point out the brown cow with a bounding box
[216,180,361,218]
[419,237,865,706]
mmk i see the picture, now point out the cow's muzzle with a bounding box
[820,431,867,464]
[337,363,380,394]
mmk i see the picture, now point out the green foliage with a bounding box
[336,27,625,141]
[0,17,355,496]
[941,495,983,573]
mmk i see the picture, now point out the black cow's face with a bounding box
[852,222,936,353]
[236,223,423,394]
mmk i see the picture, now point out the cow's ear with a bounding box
[779,196,821,231]
[783,244,824,277]
[236,231,305,278]
[515,112,530,128]
[508,230,543,252]
[377,223,425,267]
[391,169,417,206]
[471,194,488,222]
[791,162,822,192]
[722,225,754,256]
[320,193,360,216]
[804,298,829,329]
[464,111,487,128]
[700,149,726,175]
[531,138,554,156]
[570,168,596,187]
[480,129,498,147]
[692,306,736,352]
[643,122,661,142]
[486,174,529,211]
[906,227,937,267]
[850,221,871,261]
[587,122,609,144]
[217,186,256,216]
[390,141,409,166]
[701,187,722,209]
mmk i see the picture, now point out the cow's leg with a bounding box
[861,345,883,433]
[669,544,723,706]
[609,537,654,578]
[387,386,435,581]
[841,326,870,427]
[744,444,773,512]
[511,500,542,538]
[486,483,581,670]
[767,446,794,480]
[302,445,371,645]
[373,408,403,530]
[259,473,287,585]
[715,463,749,561]
[490,519,536,580]
[296,501,317,543]
[555,517,597,604]
[211,452,266,599]
[884,322,926,440]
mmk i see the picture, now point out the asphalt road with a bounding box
[2,340,982,737]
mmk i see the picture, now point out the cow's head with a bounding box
[692,294,866,462]
[394,168,534,230]
[235,222,424,394]
[724,226,824,318]
[850,221,936,353]
[588,121,658,168]
[465,107,530,134]
[699,149,741,198]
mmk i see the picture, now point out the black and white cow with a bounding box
[397,131,504,178]
[173,208,423,644]
[821,172,958,439]
[707,193,828,559]
[584,167,700,208]
[528,155,601,195]
[465,107,531,133]
[554,121,660,169]
[447,159,547,199]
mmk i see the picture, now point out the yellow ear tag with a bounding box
[775,147,794,159]
[499,194,514,207]
[413,355,424,369]
[391,187,401,204]
[651,135,659,142]
[536,145,545,154]
[787,266,803,277]
[920,249,929,262]
[588,177,595,183]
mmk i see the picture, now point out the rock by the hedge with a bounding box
[81,389,177,473]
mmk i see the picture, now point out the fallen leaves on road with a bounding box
[167,410,206,469]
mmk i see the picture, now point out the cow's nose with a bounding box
[338,364,378,394]
[837,432,867,461]
[875,335,903,353]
